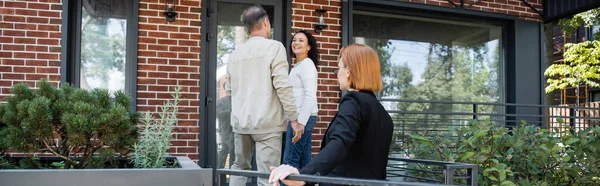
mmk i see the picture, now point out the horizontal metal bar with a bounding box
[388,111,600,119]
[387,158,474,167]
[378,99,600,109]
[387,166,444,174]
[217,169,450,186]
[386,172,444,183]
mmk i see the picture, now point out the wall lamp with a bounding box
[164,0,178,22]
[314,9,328,33]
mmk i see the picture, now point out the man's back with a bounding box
[226,36,298,135]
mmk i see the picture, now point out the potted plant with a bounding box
[0,79,210,186]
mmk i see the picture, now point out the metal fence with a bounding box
[386,157,477,185]
[379,99,600,153]
[217,168,458,186]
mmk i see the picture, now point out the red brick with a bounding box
[3,16,26,22]
[27,31,50,38]
[169,73,189,79]
[140,10,159,16]
[180,27,198,33]
[5,1,27,8]
[179,53,198,59]
[15,38,36,44]
[38,38,59,45]
[39,11,60,17]
[37,53,58,60]
[139,24,158,30]
[26,74,49,80]
[159,25,179,32]
[158,66,177,72]
[37,67,58,74]
[27,17,49,24]
[13,67,35,73]
[0,51,13,58]
[158,52,177,58]
[0,66,12,72]
[3,59,24,65]
[3,30,25,37]
[14,52,36,59]
[15,9,37,16]
[169,46,189,52]
[169,59,188,65]
[148,72,168,78]
[170,33,190,39]
[0,37,13,43]
[15,23,37,30]
[148,31,169,38]
[178,40,198,46]
[50,4,62,11]
[3,45,25,51]
[28,3,50,10]
[2,73,25,80]
[148,44,168,51]
[158,39,177,45]
[179,13,199,19]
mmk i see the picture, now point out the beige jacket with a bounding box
[225,36,298,134]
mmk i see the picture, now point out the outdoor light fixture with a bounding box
[314,9,328,33]
[164,0,178,22]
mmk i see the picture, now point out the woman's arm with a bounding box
[297,62,318,126]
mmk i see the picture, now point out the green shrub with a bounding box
[0,79,139,169]
[132,86,181,168]
[407,120,600,185]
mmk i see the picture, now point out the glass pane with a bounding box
[353,11,504,161]
[80,0,127,93]
[215,2,276,176]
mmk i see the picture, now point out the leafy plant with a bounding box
[0,79,139,169]
[407,120,600,185]
[545,41,600,94]
[132,86,181,168]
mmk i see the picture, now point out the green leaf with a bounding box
[563,155,571,162]
[460,152,475,161]
[565,138,580,145]
[475,129,489,137]
[506,148,514,154]
[489,175,499,181]
[409,134,430,142]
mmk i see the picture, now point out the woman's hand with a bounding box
[269,165,306,186]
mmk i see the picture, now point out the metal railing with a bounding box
[217,168,457,186]
[386,158,477,185]
[379,99,600,152]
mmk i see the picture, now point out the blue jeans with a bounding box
[283,116,317,169]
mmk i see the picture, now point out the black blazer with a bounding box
[299,90,394,182]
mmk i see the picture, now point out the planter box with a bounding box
[0,156,212,186]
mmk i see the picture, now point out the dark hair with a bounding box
[241,6,268,34]
[290,30,319,67]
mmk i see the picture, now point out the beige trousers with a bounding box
[229,132,283,186]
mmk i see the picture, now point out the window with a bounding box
[353,10,503,110]
[62,0,137,107]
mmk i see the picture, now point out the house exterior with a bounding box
[1,0,598,169]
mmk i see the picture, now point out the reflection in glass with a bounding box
[216,3,275,174]
[80,3,127,93]
[353,11,504,158]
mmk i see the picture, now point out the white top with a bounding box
[289,58,319,126]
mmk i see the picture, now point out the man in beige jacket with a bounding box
[225,5,302,186]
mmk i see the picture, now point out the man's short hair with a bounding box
[241,6,268,33]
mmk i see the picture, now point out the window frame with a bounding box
[343,0,510,104]
[61,0,139,111]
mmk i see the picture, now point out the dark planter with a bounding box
[0,156,212,186]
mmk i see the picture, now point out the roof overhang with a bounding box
[543,0,600,23]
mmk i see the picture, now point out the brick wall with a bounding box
[0,0,544,161]
[137,0,202,161]
[0,0,62,98]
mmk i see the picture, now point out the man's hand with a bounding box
[269,165,305,186]
[290,120,304,144]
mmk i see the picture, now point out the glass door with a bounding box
[202,0,286,185]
